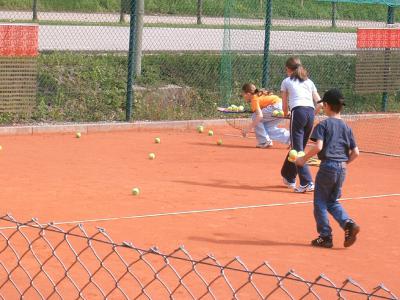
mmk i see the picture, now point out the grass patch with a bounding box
[0,0,398,22]
[0,52,399,125]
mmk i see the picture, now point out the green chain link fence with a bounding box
[0,0,399,124]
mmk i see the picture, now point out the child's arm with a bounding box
[281,91,289,116]
[347,147,360,164]
[242,106,262,137]
[296,140,323,167]
[313,91,323,115]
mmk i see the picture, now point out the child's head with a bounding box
[318,88,345,113]
[285,57,308,82]
[241,83,257,102]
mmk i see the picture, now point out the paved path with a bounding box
[40,25,356,52]
[2,10,397,52]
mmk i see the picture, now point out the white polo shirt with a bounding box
[280,77,317,110]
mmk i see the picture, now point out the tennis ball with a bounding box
[272,110,279,117]
[155,137,161,144]
[208,130,214,136]
[132,187,140,196]
[288,156,296,163]
[76,132,81,138]
[298,151,305,157]
[289,149,298,159]
[277,110,284,117]
[238,105,244,112]
[148,153,156,160]
[217,139,223,145]
[197,125,204,133]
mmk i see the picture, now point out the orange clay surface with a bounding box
[0,127,399,295]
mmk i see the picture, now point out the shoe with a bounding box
[282,177,296,189]
[311,236,333,248]
[256,140,273,148]
[344,222,360,247]
[294,182,315,193]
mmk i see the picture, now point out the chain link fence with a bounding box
[0,0,399,124]
[0,214,398,299]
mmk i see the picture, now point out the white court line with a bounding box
[1,193,399,230]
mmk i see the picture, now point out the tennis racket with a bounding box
[217,107,290,132]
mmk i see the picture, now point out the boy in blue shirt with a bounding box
[296,88,360,248]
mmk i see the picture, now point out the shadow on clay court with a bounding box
[189,142,255,149]
[189,235,345,250]
[173,179,293,194]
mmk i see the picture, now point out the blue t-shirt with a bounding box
[310,118,357,162]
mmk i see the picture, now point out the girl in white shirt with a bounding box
[280,57,321,193]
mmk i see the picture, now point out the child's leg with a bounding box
[262,105,290,145]
[291,107,314,186]
[326,162,352,228]
[314,165,337,238]
[253,112,271,145]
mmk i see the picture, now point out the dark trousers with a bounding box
[281,106,314,186]
[314,160,350,237]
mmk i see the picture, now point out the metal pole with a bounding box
[126,0,137,121]
[32,0,38,21]
[382,5,395,112]
[331,1,337,28]
[120,0,127,23]
[135,0,144,76]
[262,0,272,88]
[197,0,203,25]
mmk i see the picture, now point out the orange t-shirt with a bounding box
[250,94,281,112]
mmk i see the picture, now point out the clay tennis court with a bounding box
[0,124,399,298]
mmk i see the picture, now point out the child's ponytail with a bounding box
[242,83,273,96]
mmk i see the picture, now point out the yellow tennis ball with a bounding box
[208,130,214,136]
[272,110,279,117]
[298,151,305,157]
[217,139,223,145]
[289,149,298,159]
[148,153,156,160]
[197,125,204,133]
[155,137,161,144]
[277,110,284,117]
[76,132,81,138]
[132,187,140,196]
[238,105,244,112]
[288,156,296,163]
[0,145,2,151]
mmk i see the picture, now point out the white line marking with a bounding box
[1,193,399,230]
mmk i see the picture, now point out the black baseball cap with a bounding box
[318,88,345,106]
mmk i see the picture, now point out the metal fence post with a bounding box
[331,1,337,28]
[135,0,144,76]
[32,0,38,21]
[382,5,395,112]
[126,0,137,121]
[197,0,203,25]
[262,0,272,88]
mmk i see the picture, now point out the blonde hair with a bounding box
[242,83,273,97]
[285,57,308,82]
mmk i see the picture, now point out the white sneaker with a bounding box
[282,177,296,189]
[256,140,273,148]
[294,182,315,193]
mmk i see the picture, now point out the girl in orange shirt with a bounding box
[241,83,290,148]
